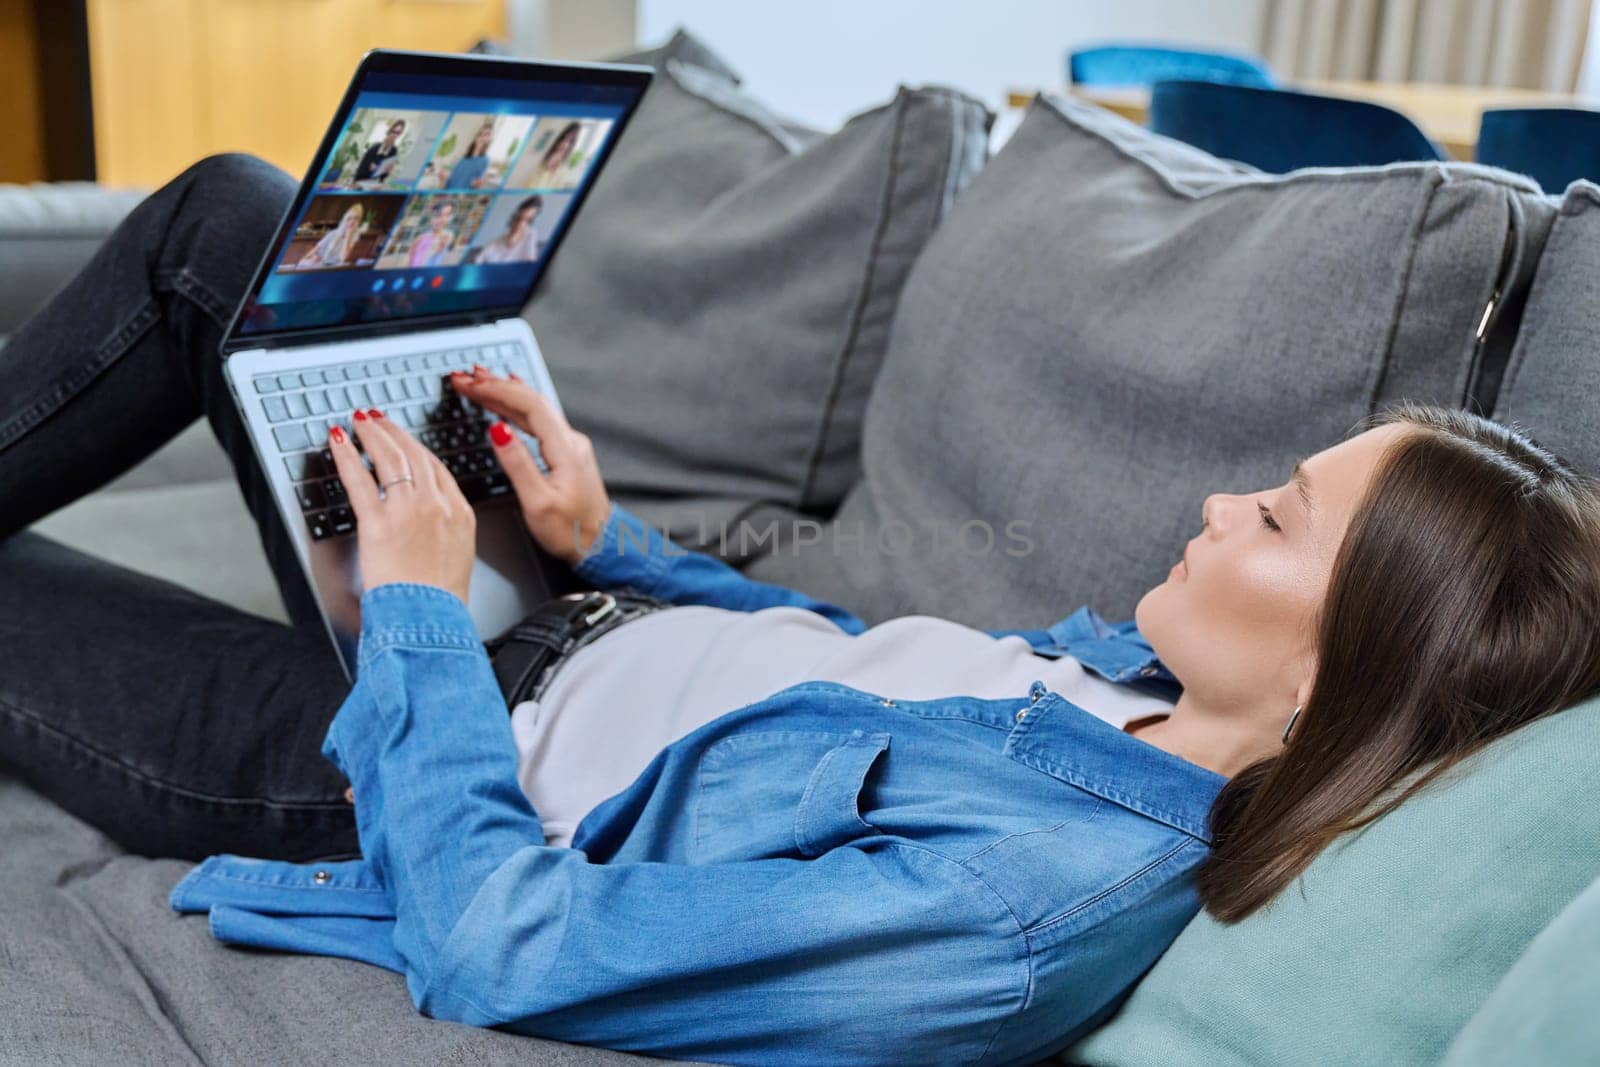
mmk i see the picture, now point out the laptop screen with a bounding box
[225,51,650,348]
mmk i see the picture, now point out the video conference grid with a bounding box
[275,103,616,279]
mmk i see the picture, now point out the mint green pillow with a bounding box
[1442,868,1600,1064]
[1063,696,1600,1067]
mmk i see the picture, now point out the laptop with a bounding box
[218,49,652,681]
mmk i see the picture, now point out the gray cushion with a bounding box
[746,94,1556,627]
[0,774,682,1065]
[524,52,992,537]
[1488,181,1600,476]
[612,26,745,87]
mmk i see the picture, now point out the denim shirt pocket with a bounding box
[692,730,891,865]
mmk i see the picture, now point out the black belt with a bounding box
[484,589,671,711]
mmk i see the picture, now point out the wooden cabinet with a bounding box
[87,0,507,187]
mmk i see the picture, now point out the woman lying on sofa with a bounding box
[4,155,1600,1066]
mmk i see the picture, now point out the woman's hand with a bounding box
[328,408,477,604]
[448,365,611,564]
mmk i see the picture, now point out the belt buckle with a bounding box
[560,590,617,631]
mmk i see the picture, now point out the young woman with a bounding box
[404,197,455,268]
[352,118,406,185]
[295,201,364,269]
[525,119,581,188]
[5,155,1600,1065]
[473,195,544,265]
[444,118,496,189]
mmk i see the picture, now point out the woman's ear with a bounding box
[1294,662,1316,713]
[1288,634,1318,714]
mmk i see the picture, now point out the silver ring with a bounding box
[378,473,414,495]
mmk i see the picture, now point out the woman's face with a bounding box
[473,123,494,152]
[546,129,577,167]
[508,205,538,236]
[431,203,453,232]
[341,206,363,231]
[1134,422,1413,712]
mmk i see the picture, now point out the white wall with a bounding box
[1581,0,1600,97]
[637,0,1270,132]
[510,0,638,60]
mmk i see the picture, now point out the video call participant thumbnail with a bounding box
[278,194,407,272]
[415,112,535,192]
[467,191,572,265]
[374,193,493,270]
[318,108,444,191]
[505,116,613,191]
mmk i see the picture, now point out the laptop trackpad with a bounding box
[322,505,551,681]
[468,506,553,638]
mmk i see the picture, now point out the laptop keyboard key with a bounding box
[304,390,330,415]
[253,377,279,394]
[329,506,356,536]
[305,510,331,540]
[295,480,326,510]
[262,396,290,423]
[483,469,511,496]
[285,452,326,481]
[283,393,309,419]
[273,423,311,452]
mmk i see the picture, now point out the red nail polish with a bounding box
[353,409,367,422]
[367,408,383,420]
[330,425,345,443]
[489,421,513,447]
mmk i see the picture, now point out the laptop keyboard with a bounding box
[252,342,544,541]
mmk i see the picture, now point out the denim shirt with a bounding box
[169,501,1225,1066]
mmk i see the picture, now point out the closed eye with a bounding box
[1257,502,1281,532]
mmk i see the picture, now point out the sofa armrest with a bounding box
[0,182,147,336]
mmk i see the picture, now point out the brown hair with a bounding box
[466,119,495,158]
[1197,400,1600,923]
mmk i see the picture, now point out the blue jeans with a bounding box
[0,154,571,863]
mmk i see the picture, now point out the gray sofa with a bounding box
[6,33,1600,1066]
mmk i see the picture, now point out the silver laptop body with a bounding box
[216,49,652,680]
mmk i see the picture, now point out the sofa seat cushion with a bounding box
[745,94,1555,627]
[1062,695,1600,1067]
[0,774,685,1065]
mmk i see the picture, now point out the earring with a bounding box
[1282,704,1303,745]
